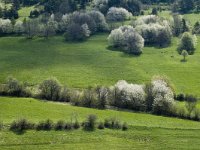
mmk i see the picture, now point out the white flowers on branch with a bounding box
[107,7,132,22]
[108,25,144,55]
[112,80,146,111]
[0,19,13,34]
[151,78,175,115]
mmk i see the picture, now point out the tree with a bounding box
[106,7,132,23]
[181,50,188,61]
[24,19,39,39]
[14,20,24,34]
[108,25,144,55]
[123,29,144,55]
[39,78,61,101]
[64,23,90,41]
[178,32,197,54]
[39,15,58,39]
[151,7,158,15]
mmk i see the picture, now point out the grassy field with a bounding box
[0,34,200,96]
[1,97,200,149]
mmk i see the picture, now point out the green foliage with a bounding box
[36,119,54,131]
[39,78,61,101]
[83,114,97,131]
[10,118,35,132]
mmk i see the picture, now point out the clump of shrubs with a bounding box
[83,114,97,131]
[54,120,66,130]
[98,122,105,129]
[0,77,32,97]
[108,25,144,55]
[10,119,35,132]
[36,119,54,131]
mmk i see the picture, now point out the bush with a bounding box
[122,122,128,131]
[178,32,197,54]
[64,122,73,130]
[81,87,97,108]
[54,120,66,130]
[73,120,80,129]
[98,122,105,129]
[106,7,132,22]
[39,78,61,101]
[83,114,97,131]
[110,80,146,111]
[175,93,185,101]
[64,23,90,41]
[104,117,122,129]
[59,87,71,102]
[151,78,175,115]
[10,119,35,132]
[36,119,54,130]
[108,25,144,55]
[70,90,82,106]
[95,86,108,109]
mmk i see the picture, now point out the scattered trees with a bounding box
[135,15,172,47]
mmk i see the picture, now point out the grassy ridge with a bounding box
[1,97,200,150]
[0,34,200,95]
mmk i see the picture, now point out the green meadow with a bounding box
[0,34,200,95]
[1,97,200,150]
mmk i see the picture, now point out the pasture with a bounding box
[0,34,200,96]
[1,97,200,149]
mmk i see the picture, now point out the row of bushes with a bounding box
[0,76,199,122]
[8,115,128,132]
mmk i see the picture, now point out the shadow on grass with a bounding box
[106,46,141,58]
[10,129,26,135]
[181,59,187,62]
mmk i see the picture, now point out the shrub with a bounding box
[81,87,97,108]
[104,117,122,129]
[175,105,189,119]
[64,122,73,130]
[5,77,23,97]
[54,120,66,130]
[88,10,108,32]
[70,90,82,106]
[39,77,61,101]
[151,78,175,115]
[192,21,200,34]
[178,32,197,54]
[106,7,132,22]
[73,120,80,129]
[59,87,71,102]
[175,93,185,101]
[122,122,128,131]
[98,122,105,129]
[10,119,34,132]
[36,119,54,130]
[95,86,108,109]
[108,25,144,55]
[64,23,90,41]
[110,80,146,111]
[185,95,197,115]
[83,114,97,131]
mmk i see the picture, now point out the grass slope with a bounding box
[0,34,200,95]
[1,97,200,149]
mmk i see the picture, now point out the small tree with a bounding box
[39,77,61,101]
[178,32,197,54]
[181,50,188,61]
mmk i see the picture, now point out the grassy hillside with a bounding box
[1,97,200,149]
[0,34,200,96]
